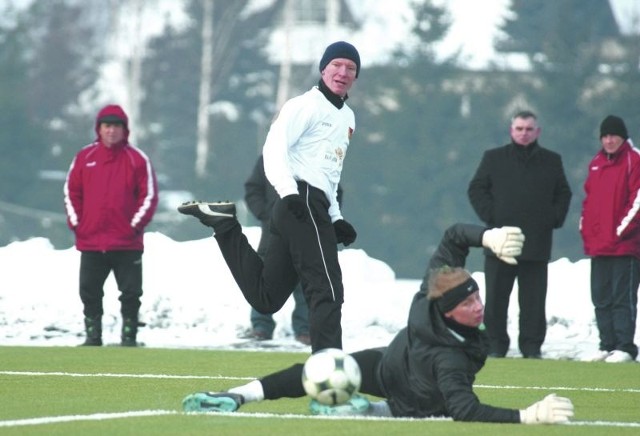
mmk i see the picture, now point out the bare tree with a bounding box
[274,0,293,112]
[326,0,340,32]
[125,0,146,145]
[196,0,214,177]
[194,0,252,178]
[82,0,172,144]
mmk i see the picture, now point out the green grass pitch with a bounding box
[1,346,639,435]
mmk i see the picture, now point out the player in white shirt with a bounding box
[178,41,361,353]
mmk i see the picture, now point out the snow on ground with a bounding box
[0,230,637,362]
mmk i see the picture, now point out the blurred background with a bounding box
[1,0,639,278]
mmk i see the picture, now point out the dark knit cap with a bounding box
[319,41,360,78]
[600,115,628,139]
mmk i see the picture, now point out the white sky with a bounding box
[0,228,637,361]
[350,0,640,69]
[5,0,636,105]
[346,0,512,68]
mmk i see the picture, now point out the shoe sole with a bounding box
[178,203,235,218]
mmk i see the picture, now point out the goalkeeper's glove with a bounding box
[520,394,574,424]
[482,226,525,265]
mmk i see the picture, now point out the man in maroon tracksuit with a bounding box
[64,104,158,347]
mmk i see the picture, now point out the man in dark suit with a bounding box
[468,110,572,359]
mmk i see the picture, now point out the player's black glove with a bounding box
[334,219,357,246]
[283,194,307,222]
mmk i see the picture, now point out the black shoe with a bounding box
[523,353,542,359]
[121,317,138,347]
[295,333,311,346]
[80,316,102,346]
[81,337,103,346]
[240,328,272,341]
[177,201,236,228]
[121,337,138,347]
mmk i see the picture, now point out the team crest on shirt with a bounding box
[335,148,344,162]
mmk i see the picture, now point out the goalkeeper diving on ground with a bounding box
[182,224,574,424]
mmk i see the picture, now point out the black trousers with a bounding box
[483,256,548,356]
[250,221,310,337]
[215,182,343,352]
[79,250,143,319]
[260,348,386,400]
[591,256,639,359]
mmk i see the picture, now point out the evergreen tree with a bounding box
[0,1,102,247]
[0,6,59,244]
[2,0,638,279]
[140,0,283,218]
[598,31,640,132]
[346,1,489,276]
[496,0,628,262]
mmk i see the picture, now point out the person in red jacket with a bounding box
[63,104,158,347]
[580,115,640,363]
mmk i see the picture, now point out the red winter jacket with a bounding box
[63,105,158,251]
[580,140,640,258]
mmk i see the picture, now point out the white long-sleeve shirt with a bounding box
[263,86,355,222]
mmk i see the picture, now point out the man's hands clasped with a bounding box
[482,226,525,265]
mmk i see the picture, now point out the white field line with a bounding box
[197,412,640,428]
[2,370,640,394]
[474,384,640,394]
[0,409,639,429]
[0,410,178,428]
[1,371,639,429]
[0,370,254,381]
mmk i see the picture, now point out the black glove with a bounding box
[334,219,357,246]
[283,194,307,222]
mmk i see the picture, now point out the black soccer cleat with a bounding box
[182,392,245,413]
[177,201,236,228]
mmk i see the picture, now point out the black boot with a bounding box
[121,317,138,347]
[81,316,102,346]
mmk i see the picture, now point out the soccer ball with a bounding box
[302,348,361,405]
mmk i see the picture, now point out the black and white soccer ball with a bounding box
[302,348,362,405]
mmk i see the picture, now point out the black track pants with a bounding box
[215,182,343,352]
[260,348,386,400]
[79,250,143,319]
